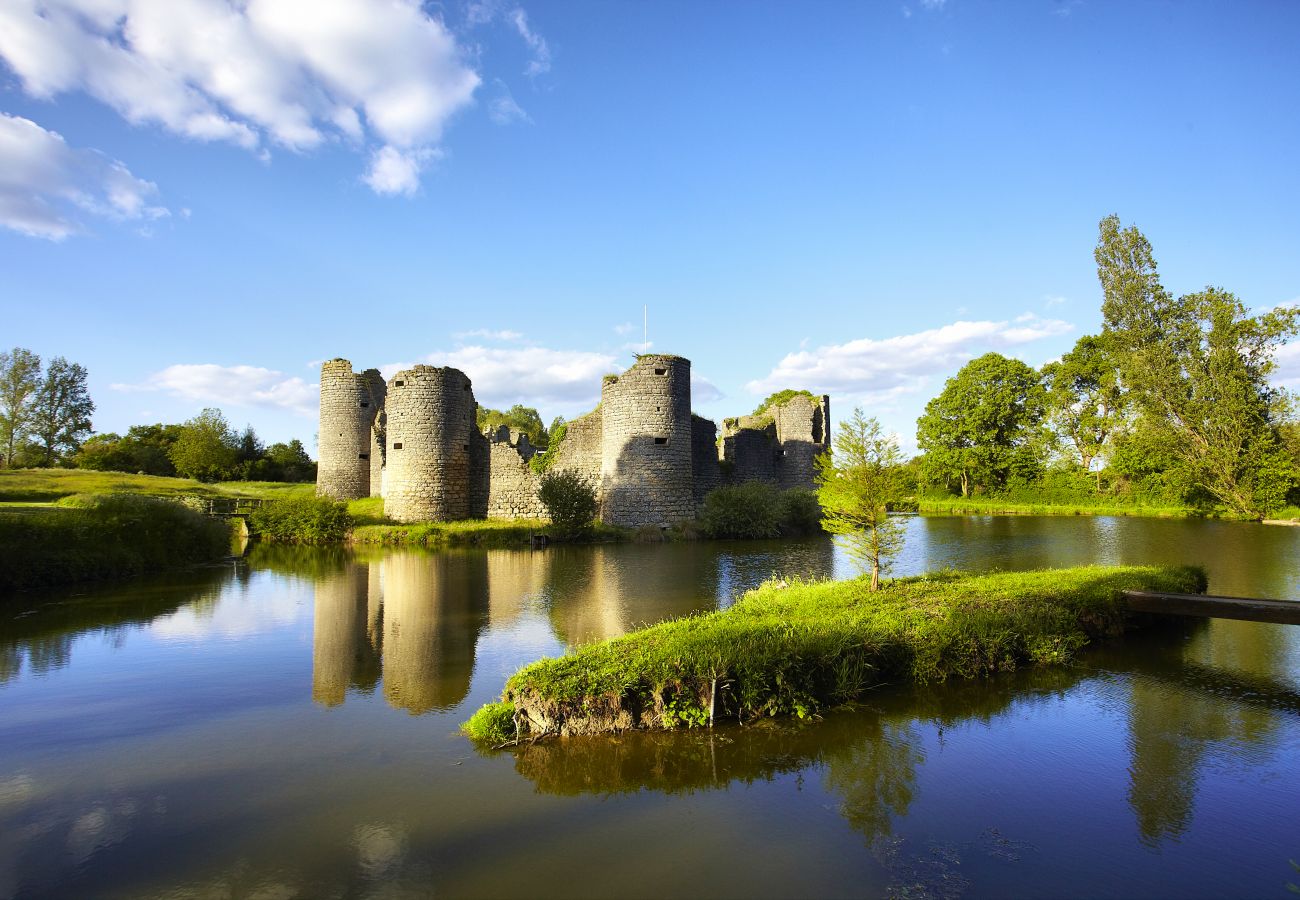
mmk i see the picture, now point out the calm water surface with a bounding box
[2,516,1299,899]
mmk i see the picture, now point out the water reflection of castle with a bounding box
[310,546,793,713]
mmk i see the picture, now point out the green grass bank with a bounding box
[463,564,1206,744]
[0,494,234,594]
[913,496,1194,518]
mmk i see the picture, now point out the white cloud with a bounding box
[112,364,318,416]
[622,341,653,353]
[363,145,437,196]
[1044,294,1068,307]
[746,313,1075,399]
[0,0,480,195]
[509,7,551,77]
[454,328,524,341]
[466,2,550,77]
[613,322,635,336]
[692,373,724,404]
[381,345,617,410]
[1274,341,1300,390]
[488,81,531,125]
[0,113,167,240]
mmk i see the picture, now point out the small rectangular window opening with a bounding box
[359,453,370,460]
[360,401,369,408]
[654,368,666,376]
[463,444,470,451]
[394,380,404,387]
[654,437,668,445]
[393,442,403,450]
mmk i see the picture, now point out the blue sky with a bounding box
[2,0,1297,456]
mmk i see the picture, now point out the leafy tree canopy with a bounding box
[477,404,548,448]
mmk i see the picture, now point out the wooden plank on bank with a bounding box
[1122,590,1300,625]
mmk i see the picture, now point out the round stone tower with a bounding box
[383,365,476,523]
[317,359,381,500]
[599,354,694,527]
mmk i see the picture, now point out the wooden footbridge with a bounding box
[1123,590,1300,625]
[192,497,266,520]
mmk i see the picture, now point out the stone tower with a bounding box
[317,359,382,500]
[383,365,477,523]
[599,354,694,527]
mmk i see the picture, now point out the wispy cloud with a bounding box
[383,345,617,411]
[112,364,317,416]
[0,113,167,240]
[613,322,635,336]
[1044,294,1068,308]
[465,2,551,78]
[454,328,524,341]
[692,372,724,404]
[0,0,480,196]
[746,313,1075,401]
[488,81,531,125]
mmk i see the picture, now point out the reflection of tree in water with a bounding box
[1124,618,1293,846]
[0,566,231,684]
[823,719,923,844]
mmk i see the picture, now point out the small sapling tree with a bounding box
[538,468,598,539]
[815,408,906,591]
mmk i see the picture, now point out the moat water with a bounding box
[2,516,1299,898]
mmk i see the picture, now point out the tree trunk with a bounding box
[870,563,880,592]
[960,470,969,497]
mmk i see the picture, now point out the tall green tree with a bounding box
[815,409,906,591]
[915,353,1047,497]
[0,347,42,467]
[169,408,238,482]
[1096,214,1300,517]
[477,404,548,448]
[28,357,95,466]
[1041,334,1125,486]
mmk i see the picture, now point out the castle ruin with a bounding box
[317,354,830,529]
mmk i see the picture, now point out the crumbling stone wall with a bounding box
[722,416,779,485]
[600,355,694,527]
[691,414,722,509]
[317,359,382,500]
[384,365,476,523]
[548,410,602,481]
[772,394,831,490]
[486,434,546,520]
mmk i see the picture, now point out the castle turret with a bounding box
[599,354,694,527]
[383,365,477,523]
[317,359,382,500]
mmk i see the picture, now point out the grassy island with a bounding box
[464,564,1206,744]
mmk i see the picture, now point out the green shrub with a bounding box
[777,489,823,535]
[248,496,352,544]
[538,469,598,539]
[462,702,517,746]
[0,494,232,592]
[701,482,782,539]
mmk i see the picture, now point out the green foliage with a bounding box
[753,389,816,416]
[700,483,823,539]
[492,565,1207,737]
[462,702,517,746]
[74,423,184,476]
[916,352,1047,497]
[169,408,238,482]
[816,409,906,590]
[1097,214,1300,519]
[701,481,783,538]
[477,404,548,448]
[530,420,568,474]
[1042,333,1125,478]
[0,347,42,467]
[538,468,598,539]
[247,496,352,544]
[27,356,95,466]
[0,494,231,592]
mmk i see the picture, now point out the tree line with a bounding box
[912,216,1300,519]
[0,349,315,483]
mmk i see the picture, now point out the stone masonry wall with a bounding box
[772,394,831,491]
[383,365,476,523]
[363,370,387,497]
[548,408,603,500]
[722,416,779,485]
[486,441,546,520]
[600,355,694,527]
[690,414,721,509]
[317,359,379,500]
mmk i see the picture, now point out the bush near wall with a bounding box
[247,496,352,545]
[700,483,822,539]
[0,494,232,593]
[538,469,598,539]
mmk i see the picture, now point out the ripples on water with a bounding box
[0,516,1298,898]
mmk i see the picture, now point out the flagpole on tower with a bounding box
[643,305,648,354]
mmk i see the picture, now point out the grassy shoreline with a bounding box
[463,564,1207,744]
